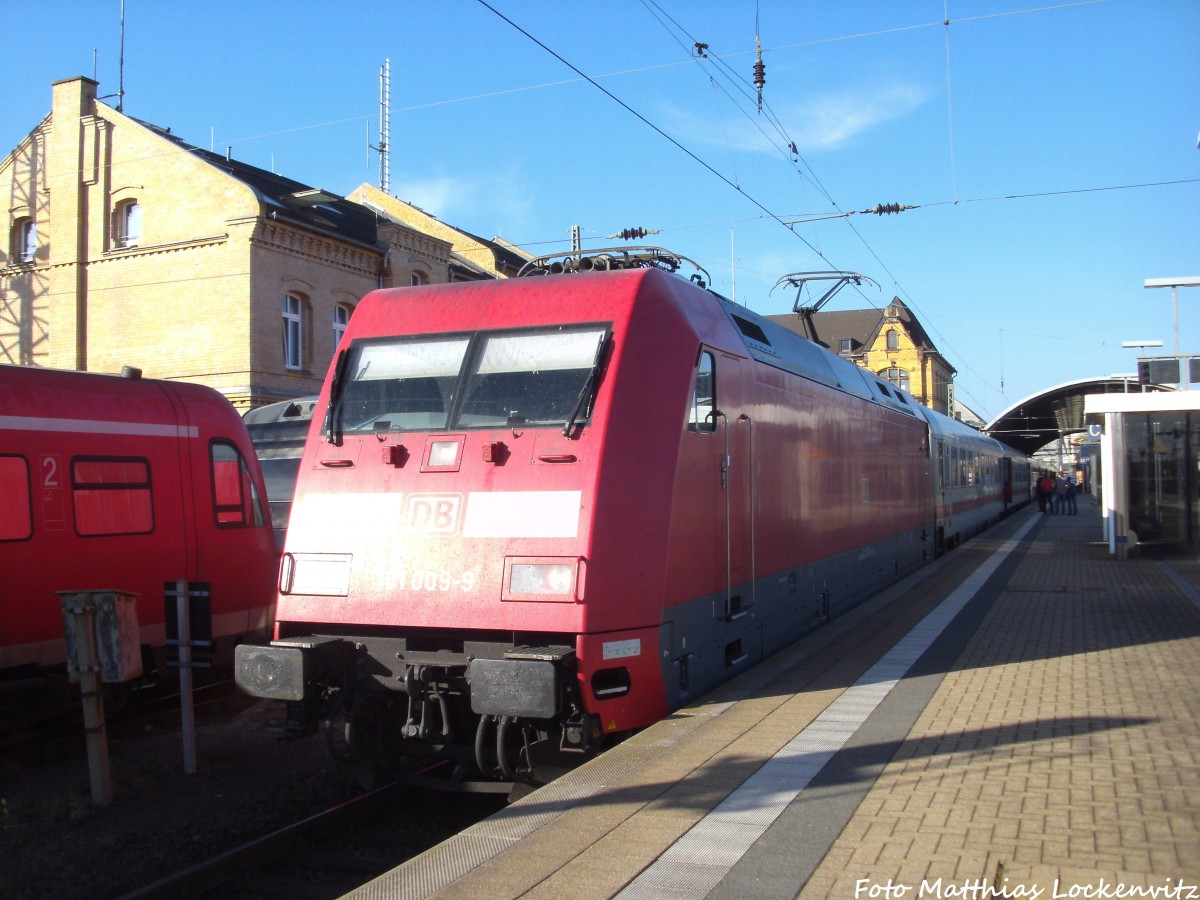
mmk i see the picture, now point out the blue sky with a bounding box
[3,0,1197,422]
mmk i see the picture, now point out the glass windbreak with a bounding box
[334,327,607,434]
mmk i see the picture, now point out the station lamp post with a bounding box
[1121,340,1163,390]
[1110,372,1138,394]
[1144,276,1200,358]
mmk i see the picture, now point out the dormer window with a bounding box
[113,200,141,248]
[839,338,853,353]
[11,217,36,264]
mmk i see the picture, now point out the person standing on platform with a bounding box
[1053,472,1070,515]
[1037,471,1054,513]
[1064,475,1078,515]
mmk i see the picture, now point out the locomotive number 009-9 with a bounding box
[380,567,478,593]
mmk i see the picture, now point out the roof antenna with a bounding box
[117,0,126,112]
[369,58,391,194]
[97,2,128,110]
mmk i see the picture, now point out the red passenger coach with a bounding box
[236,249,1028,787]
[0,365,277,690]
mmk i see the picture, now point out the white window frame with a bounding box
[12,218,36,264]
[332,304,351,351]
[881,366,910,393]
[114,200,141,248]
[283,294,304,370]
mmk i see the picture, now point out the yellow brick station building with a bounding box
[1,77,528,408]
[769,297,956,416]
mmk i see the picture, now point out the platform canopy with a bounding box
[982,377,1170,457]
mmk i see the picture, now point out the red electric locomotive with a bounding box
[236,249,1027,786]
[0,364,278,695]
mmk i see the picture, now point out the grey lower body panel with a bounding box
[658,526,930,711]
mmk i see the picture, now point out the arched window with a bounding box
[283,294,305,370]
[886,328,899,350]
[410,272,427,287]
[880,366,910,392]
[113,200,141,248]
[332,304,352,350]
[11,217,36,264]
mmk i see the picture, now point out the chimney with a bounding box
[47,77,100,370]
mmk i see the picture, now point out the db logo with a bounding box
[405,494,463,533]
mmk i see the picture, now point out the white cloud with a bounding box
[664,81,927,155]
[394,168,534,236]
[796,83,926,150]
[394,175,463,218]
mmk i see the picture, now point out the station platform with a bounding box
[349,501,1200,899]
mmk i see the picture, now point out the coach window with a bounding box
[688,351,716,432]
[0,455,33,541]
[211,441,266,528]
[113,199,141,248]
[72,457,153,536]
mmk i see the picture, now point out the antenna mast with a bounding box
[117,0,126,112]
[378,58,390,194]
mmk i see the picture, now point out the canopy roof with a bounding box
[984,377,1169,457]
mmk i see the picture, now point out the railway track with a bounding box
[1,675,245,752]
[121,775,506,899]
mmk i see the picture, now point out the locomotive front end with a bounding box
[236,282,628,785]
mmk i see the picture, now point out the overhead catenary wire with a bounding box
[639,0,825,198]
[98,0,1149,411]
[943,1,959,203]
[471,4,1000,409]
[471,0,836,271]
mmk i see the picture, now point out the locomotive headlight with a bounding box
[428,440,459,467]
[510,563,574,595]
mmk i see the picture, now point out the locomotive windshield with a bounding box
[331,325,608,435]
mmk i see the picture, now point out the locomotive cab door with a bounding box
[695,348,752,622]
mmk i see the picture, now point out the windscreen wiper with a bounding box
[562,334,609,438]
[324,349,351,444]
